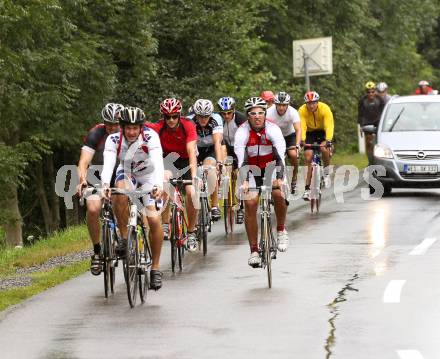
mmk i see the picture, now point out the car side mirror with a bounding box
[361,125,377,134]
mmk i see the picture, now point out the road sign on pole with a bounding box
[293,37,333,90]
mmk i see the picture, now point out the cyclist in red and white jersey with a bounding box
[234,97,289,268]
[77,103,122,276]
[267,91,302,194]
[147,98,199,252]
[101,107,165,290]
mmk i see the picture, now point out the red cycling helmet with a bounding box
[260,90,275,102]
[160,98,182,116]
[304,91,320,103]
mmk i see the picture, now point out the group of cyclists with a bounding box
[77,90,335,290]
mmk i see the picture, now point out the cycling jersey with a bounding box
[188,113,223,148]
[82,124,109,165]
[234,120,286,179]
[223,110,247,146]
[147,117,197,159]
[266,105,300,137]
[298,102,334,141]
[357,94,384,127]
[415,86,434,95]
[101,126,164,191]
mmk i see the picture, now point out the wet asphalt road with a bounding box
[2,180,440,359]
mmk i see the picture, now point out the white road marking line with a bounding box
[410,237,438,255]
[383,280,406,303]
[396,349,424,359]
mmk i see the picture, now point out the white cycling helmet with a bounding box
[418,80,430,86]
[274,91,291,104]
[102,103,124,124]
[244,97,267,113]
[376,82,388,92]
[193,99,214,116]
[120,106,145,125]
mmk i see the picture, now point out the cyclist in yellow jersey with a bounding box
[298,91,334,200]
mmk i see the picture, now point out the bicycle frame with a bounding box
[168,178,192,272]
[245,185,278,288]
[196,165,212,255]
[112,188,154,307]
[304,143,326,213]
[220,156,238,234]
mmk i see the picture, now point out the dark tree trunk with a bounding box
[46,154,60,229]
[34,161,53,234]
[3,183,23,247]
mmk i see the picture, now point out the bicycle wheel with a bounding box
[102,221,112,298]
[177,208,186,271]
[124,226,138,308]
[109,229,116,294]
[138,225,149,303]
[223,177,235,234]
[201,197,209,256]
[170,206,178,272]
[263,213,272,289]
[310,165,321,213]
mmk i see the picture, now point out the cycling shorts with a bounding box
[225,144,238,170]
[114,166,157,207]
[165,157,192,181]
[197,146,216,163]
[305,130,326,146]
[284,133,297,149]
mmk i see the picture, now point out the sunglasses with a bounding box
[164,114,179,120]
[220,110,234,115]
[249,111,265,117]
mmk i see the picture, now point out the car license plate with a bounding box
[404,164,438,174]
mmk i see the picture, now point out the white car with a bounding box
[363,95,440,195]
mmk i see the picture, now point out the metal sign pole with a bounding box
[303,52,310,91]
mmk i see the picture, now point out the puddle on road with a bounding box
[324,273,359,359]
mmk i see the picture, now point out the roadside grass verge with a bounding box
[0,260,89,311]
[0,226,89,277]
[0,226,90,311]
[332,151,368,169]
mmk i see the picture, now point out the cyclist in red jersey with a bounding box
[415,80,434,95]
[147,98,199,252]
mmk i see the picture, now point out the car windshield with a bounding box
[382,102,440,132]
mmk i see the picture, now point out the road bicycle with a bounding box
[304,143,326,213]
[244,185,279,288]
[219,156,238,234]
[168,178,192,272]
[195,165,212,256]
[112,188,155,308]
[80,187,119,299]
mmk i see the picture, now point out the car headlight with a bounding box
[374,144,394,159]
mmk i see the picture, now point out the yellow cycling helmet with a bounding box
[365,81,376,90]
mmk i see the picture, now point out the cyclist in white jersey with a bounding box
[266,91,302,194]
[101,107,165,290]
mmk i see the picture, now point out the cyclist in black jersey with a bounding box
[218,96,246,223]
[77,103,123,276]
[190,99,223,221]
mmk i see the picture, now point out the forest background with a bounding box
[1,0,439,246]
